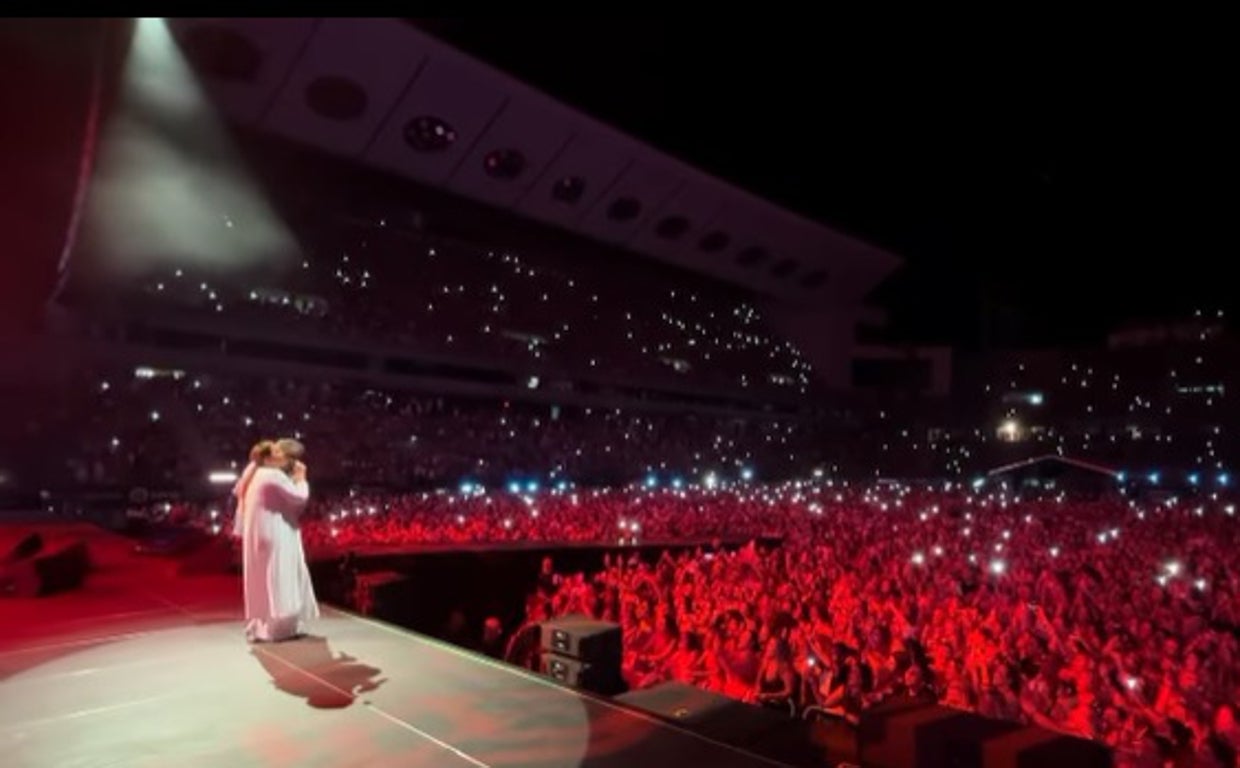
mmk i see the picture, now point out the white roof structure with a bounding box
[170,18,901,304]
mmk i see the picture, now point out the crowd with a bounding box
[7,367,1235,766]
[69,212,815,398]
[5,365,825,495]
[17,203,1239,767]
[507,483,1240,767]
[149,473,1240,764]
[292,485,790,552]
[860,320,1237,482]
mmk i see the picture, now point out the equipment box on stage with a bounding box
[539,615,621,663]
[859,698,1112,768]
[617,681,860,766]
[539,652,625,695]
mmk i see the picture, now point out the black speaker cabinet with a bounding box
[618,682,859,767]
[860,698,1111,768]
[539,651,624,695]
[539,614,621,663]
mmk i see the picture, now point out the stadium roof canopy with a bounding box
[986,454,1120,495]
[988,454,1119,479]
[169,18,900,306]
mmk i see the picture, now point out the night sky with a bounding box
[418,20,1232,349]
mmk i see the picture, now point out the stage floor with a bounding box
[0,524,794,767]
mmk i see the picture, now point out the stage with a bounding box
[0,524,803,767]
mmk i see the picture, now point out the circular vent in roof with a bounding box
[404,115,457,152]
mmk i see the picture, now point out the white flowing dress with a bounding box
[235,466,318,641]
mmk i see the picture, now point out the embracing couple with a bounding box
[232,437,319,642]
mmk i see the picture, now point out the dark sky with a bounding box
[419,20,1233,349]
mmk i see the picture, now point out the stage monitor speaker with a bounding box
[617,679,868,764]
[539,614,621,663]
[617,682,859,766]
[616,682,788,744]
[2,532,44,564]
[539,652,624,696]
[860,698,1112,768]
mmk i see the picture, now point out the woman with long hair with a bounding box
[235,438,316,642]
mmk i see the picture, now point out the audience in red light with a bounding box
[505,483,1237,768]
[162,478,1239,765]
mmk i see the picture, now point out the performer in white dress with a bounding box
[234,439,319,642]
